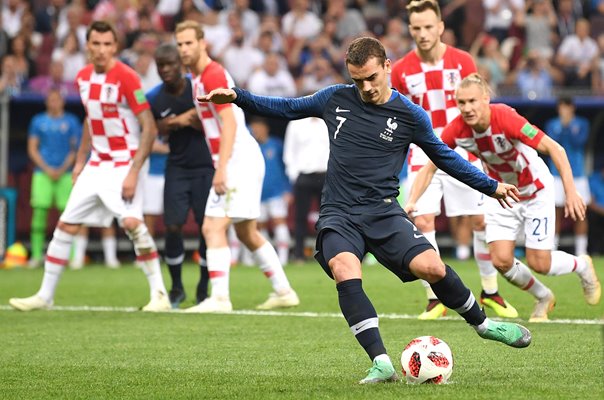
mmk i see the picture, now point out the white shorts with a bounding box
[406,160,486,217]
[259,196,288,223]
[60,162,146,228]
[205,149,264,221]
[553,176,591,207]
[143,174,165,215]
[485,178,555,250]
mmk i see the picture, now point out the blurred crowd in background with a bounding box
[2,0,604,99]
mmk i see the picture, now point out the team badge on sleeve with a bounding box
[134,89,147,105]
[521,123,538,139]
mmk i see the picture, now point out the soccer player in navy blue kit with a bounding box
[199,37,532,383]
[147,44,215,308]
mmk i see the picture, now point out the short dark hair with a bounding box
[557,96,574,107]
[86,20,118,42]
[406,0,442,19]
[154,43,180,62]
[345,37,386,67]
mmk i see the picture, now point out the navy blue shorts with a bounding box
[163,166,213,226]
[314,205,433,282]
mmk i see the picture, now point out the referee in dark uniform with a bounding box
[147,44,214,308]
[198,37,531,383]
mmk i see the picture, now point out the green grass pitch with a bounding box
[1,258,602,399]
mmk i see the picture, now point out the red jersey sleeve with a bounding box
[440,118,460,149]
[495,105,544,148]
[390,60,407,95]
[391,55,415,95]
[457,50,477,78]
[202,63,233,114]
[119,64,150,115]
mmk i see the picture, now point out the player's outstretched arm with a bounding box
[197,88,237,104]
[405,161,437,216]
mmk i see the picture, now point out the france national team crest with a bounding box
[380,117,397,142]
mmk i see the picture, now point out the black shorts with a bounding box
[163,165,213,226]
[314,204,433,282]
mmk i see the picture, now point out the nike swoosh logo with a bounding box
[414,234,424,239]
[537,237,548,242]
[336,106,350,113]
[160,108,172,118]
[355,322,370,331]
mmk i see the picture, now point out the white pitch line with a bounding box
[0,305,602,325]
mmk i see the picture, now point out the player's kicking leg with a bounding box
[411,250,531,348]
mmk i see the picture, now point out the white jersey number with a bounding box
[334,116,347,139]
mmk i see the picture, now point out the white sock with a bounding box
[373,353,391,364]
[503,258,550,299]
[473,230,498,295]
[575,234,588,256]
[253,241,291,294]
[274,223,291,265]
[38,229,74,302]
[424,230,439,255]
[71,234,88,266]
[207,247,231,299]
[548,250,582,276]
[421,230,439,300]
[102,235,119,265]
[475,317,491,333]
[456,244,470,260]
[128,224,167,299]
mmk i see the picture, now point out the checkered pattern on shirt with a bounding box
[192,60,249,167]
[76,61,149,165]
[391,46,477,169]
[441,104,548,200]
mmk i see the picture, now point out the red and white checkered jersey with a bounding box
[441,104,549,200]
[391,46,477,169]
[76,61,149,166]
[192,60,258,167]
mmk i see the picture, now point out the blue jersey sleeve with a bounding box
[68,113,83,148]
[233,85,345,120]
[28,115,42,139]
[146,84,163,118]
[410,106,498,195]
[576,117,590,146]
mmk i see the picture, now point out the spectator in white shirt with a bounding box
[283,117,329,262]
[555,18,599,88]
[247,52,296,97]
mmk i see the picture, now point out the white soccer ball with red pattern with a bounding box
[400,336,453,384]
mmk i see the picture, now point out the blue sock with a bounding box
[430,265,486,326]
[337,279,387,360]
